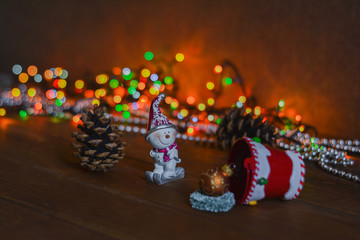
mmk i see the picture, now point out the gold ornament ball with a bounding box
[199,167,230,196]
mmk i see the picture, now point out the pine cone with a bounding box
[72,105,125,172]
[216,107,275,150]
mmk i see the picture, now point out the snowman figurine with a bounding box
[145,93,185,185]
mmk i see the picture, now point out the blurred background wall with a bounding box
[0,0,359,138]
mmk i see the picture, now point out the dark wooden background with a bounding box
[0,117,359,240]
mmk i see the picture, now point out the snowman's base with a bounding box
[146,167,185,185]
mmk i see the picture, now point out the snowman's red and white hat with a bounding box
[227,137,305,205]
[145,93,176,140]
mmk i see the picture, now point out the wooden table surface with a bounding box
[0,117,359,240]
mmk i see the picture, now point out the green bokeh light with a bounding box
[144,52,154,61]
[123,111,130,119]
[130,80,138,88]
[225,77,232,85]
[123,72,133,80]
[164,76,173,85]
[19,110,27,118]
[115,104,122,112]
[110,79,119,88]
[55,99,62,106]
[128,87,136,94]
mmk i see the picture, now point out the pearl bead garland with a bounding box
[277,131,359,183]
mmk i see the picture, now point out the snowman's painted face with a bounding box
[147,128,177,149]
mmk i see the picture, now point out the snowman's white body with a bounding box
[146,127,179,178]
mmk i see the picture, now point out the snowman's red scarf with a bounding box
[153,143,179,162]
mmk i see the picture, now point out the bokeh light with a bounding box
[208,114,214,121]
[122,104,129,111]
[113,95,122,103]
[56,90,65,99]
[60,70,69,79]
[214,65,223,73]
[245,107,252,114]
[295,114,302,122]
[254,106,261,116]
[206,82,215,90]
[110,79,119,88]
[0,108,6,116]
[123,111,130,119]
[144,52,154,61]
[12,88,21,97]
[170,100,179,109]
[150,74,158,81]
[19,110,27,118]
[92,99,100,106]
[207,98,215,106]
[46,89,57,99]
[112,67,121,75]
[239,96,246,103]
[34,102,42,110]
[115,104,122,112]
[54,67,63,77]
[198,103,206,111]
[58,79,67,88]
[12,64,22,75]
[225,77,232,85]
[141,69,150,78]
[187,96,195,105]
[137,82,146,90]
[27,65,38,76]
[175,53,184,62]
[75,79,85,89]
[44,69,54,80]
[180,109,189,117]
[164,76,173,85]
[278,100,285,108]
[96,74,109,84]
[28,88,36,97]
[34,74,42,83]
[19,73,29,83]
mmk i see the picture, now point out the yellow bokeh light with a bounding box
[57,79,67,88]
[95,88,107,98]
[92,99,100,106]
[214,65,223,73]
[175,53,184,62]
[206,82,215,90]
[57,90,65,99]
[239,96,246,103]
[75,79,84,89]
[207,98,215,106]
[113,95,122,103]
[180,109,189,117]
[27,65,38,76]
[0,108,6,116]
[141,69,151,78]
[28,88,36,97]
[198,103,206,111]
[187,127,194,135]
[54,67,63,77]
[19,73,29,83]
[96,74,109,84]
[170,100,179,109]
[245,107,252,114]
[254,106,261,116]
[122,104,129,111]
[12,88,21,97]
